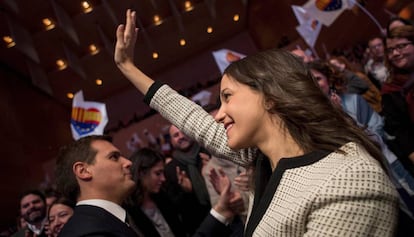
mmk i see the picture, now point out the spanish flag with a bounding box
[70,91,108,140]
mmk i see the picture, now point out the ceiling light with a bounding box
[42,18,55,30]
[207,27,213,33]
[56,59,67,70]
[88,44,99,55]
[233,14,240,22]
[179,39,186,46]
[95,79,103,86]
[81,1,93,13]
[184,1,194,12]
[3,36,15,48]
[153,15,163,26]
[152,52,159,59]
[67,93,74,99]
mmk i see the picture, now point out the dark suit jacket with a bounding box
[11,227,47,237]
[58,205,139,237]
[193,214,231,237]
[163,159,211,235]
[126,191,187,237]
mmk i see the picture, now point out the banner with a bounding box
[296,19,322,48]
[303,0,348,26]
[212,49,246,74]
[292,5,311,25]
[292,5,322,48]
[71,91,108,140]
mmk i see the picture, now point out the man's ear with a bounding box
[73,162,92,180]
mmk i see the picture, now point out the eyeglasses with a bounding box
[386,42,413,55]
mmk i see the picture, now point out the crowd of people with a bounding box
[3,10,414,237]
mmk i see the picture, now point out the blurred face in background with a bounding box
[386,37,414,71]
[368,38,385,60]
[48,204,74,237]
[169,125,193,151]
[291,49,313,63]
[20,194,46,224]
[141,161,166,194]
[389,20,406,33]
[310,69,330,95]
[329,59,346,72]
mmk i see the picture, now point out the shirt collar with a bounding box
[77,199,126,223]
[26,218,46,235]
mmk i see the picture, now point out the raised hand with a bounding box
[114,10,155,94]
[115,9,138,71]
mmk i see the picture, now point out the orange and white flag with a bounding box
[212,49,246,74]
[303,0,348,27]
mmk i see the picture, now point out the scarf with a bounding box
[172,143,210,206]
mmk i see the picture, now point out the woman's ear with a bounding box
[73,162,92,180]
[264,99,274,111]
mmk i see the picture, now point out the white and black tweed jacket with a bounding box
[144,82,399,237]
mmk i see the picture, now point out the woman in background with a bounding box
[329,55,382,113]
[47,197,75,237]
[125,148,187,237]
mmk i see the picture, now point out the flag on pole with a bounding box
[71,91,108,140]
[292,5,322,48]
[296,19,322,48]
[303,0,348,27]
[212,49,246,74]
[292,5,311,25]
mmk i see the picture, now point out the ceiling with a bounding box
[1,0,413,110]
[0,0,248,107]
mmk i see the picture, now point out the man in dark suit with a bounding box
[55,134,237,237]
[55,135,141,237]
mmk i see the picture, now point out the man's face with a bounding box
[20,194,46,224]
[87,140,135,202]
[169,125,193,151]
[368,38,385,60]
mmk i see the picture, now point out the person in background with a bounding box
[290,48,314,63]
[114,9,398,236]
[47,197,75,237]
[382,25,414,178]
[125,148,187,237]
[329,55,382,113]
[163,124,212,235]
[309,60,384,137]
[365,36,389,89]
[386,16,413,36]
[12,190,48,237]
[42,187,60,236]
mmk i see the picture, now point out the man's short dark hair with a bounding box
[55,135,112,201]
[18,189,46,209]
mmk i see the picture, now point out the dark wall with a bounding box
[0,64,72,229]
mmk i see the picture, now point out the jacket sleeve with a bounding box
[143,82,258,167]
[192,214,231,237]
